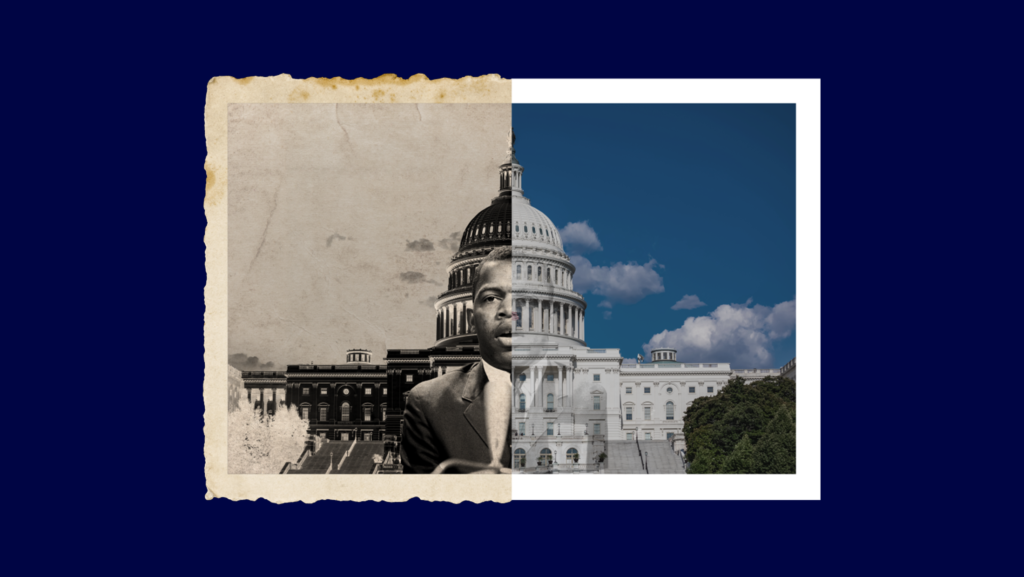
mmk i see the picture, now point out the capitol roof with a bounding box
[513,196,563,252]
[458,194,512,253]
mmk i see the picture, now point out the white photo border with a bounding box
[510,79,821,500]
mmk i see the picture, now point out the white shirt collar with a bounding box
[481,359,511,388]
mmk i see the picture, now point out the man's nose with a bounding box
[497,295,511,318]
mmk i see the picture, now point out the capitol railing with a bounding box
[516,463,601,474]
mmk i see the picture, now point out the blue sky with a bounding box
[513,104,796,369]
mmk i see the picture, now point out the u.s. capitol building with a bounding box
[241,129,790,474]
[506,131,786,473]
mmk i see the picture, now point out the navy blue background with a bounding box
[6,3,1017,574]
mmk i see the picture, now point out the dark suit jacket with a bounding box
[401,362,512,474]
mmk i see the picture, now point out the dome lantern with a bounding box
[499,127,525,197]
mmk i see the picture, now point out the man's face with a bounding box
[472,259,512,370]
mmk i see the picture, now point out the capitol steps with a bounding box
[287,441,351,474]
[335,441,386,474]
[604,441,645,474]
[638,441,686,474]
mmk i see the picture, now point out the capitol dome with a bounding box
[513,198,564,253]
[433,129,588,349]
[507,129,588,348]
[457,195,512,253]
[433,150,513,348]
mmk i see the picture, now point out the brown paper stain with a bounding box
[203,73,511,504]
[204,162,222,207]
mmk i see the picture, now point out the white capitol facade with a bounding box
[506,132,783,473]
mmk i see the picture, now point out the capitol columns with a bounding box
[560,365,566,407]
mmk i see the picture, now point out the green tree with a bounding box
[721,434,756,474]
[752,408,796,474]
[683,376,796,474]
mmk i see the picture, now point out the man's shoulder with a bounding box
[409,363,479,406]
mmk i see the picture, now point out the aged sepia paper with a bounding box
[205,75,512,502]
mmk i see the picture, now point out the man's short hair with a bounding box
[472,245,512,301]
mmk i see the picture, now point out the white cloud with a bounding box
[671,294,706,310]
[570,255,665,305]
[559,221,602,253]
[643,299,796,369]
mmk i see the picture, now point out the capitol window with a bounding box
[516,264,521,279]
[519,394,526,411]
[341,403,350,421]
[546,393,554,410]
[406,374,413,383]
[383,388,388,395]
[518,422,525,435]
[644,387,651,394]
[666,387,673,393]
[363,405,372,421]
[626,387,632,394]
[593,423,601,435]
[301,406,310,420]
[594,374,600,381]
[667,432,674,440]
[666,401,674,420]
[708,386,714,393]
[567,448,579,463]
[302,387,309,396]
[527,265,532,280]
[514,448,526,468]
[321,388,327,395]
[546,374,554,381]
[689,387,696,393]
[319,407,327,421]
[365,387,371,395]
[644,406,651,420]
[593,395,601,410]
[626,406,633,420]
[626,432,634,441]
[539,448,552,465]
[547,422,554,435]
[645,432,652,440]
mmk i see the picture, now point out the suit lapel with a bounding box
[461,363,489,452]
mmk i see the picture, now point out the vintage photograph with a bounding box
[223,97,796,479]
[227,102,514,475]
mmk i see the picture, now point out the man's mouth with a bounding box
[495,328,512,347]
